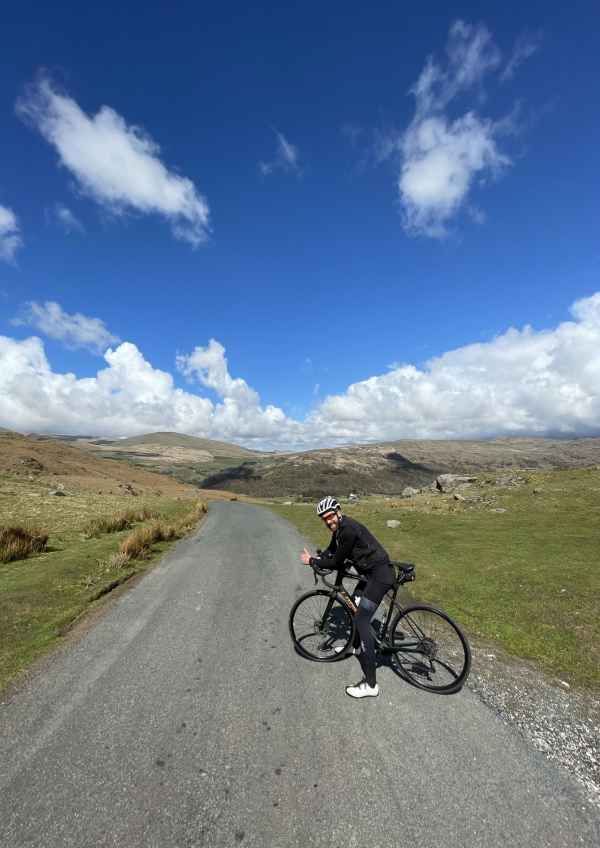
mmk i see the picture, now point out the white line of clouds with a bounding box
[1,293,599,448]
[11,301,120,354]
[308,292,600,442]
[0,205,23,263]
[16,77,210,246]
[501,31,542,82]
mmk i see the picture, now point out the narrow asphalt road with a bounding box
[1,502,598,847]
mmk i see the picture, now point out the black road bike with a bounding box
[289,560,471,694]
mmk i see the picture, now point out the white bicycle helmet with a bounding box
[316,495,340,516]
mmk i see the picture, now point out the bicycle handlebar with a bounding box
[307,559,357,590]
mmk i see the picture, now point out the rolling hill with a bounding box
[18,431,600,498]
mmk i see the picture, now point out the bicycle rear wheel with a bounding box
[389,604,471,692]
[289,590,355,662]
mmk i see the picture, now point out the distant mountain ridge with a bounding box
[90,431,261,458]
[13,430,600,498]
[195,436,600,497]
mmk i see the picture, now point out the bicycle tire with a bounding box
[289,590,355,662]
[388,604,471,693]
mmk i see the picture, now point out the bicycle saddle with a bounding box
[390,561,416,581]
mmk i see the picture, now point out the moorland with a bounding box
[52,430,600,498]
[1,428,599,694]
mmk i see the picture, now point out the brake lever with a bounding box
[313,550,322,585]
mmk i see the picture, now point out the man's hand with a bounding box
[301,547,312,566]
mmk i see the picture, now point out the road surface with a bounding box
[0,501,598,847]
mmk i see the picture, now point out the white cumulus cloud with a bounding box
[177,339,301,441]
[0,333,299,446]
[12,301,120,354]
[1,293,599,448]
[309,292,600,441]
[400,112,509,237]
[17,77,210,246]
[0,205,23,263]
[380,21,518,238]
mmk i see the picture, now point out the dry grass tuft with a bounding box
[119,520,169,559]
[0,525,49,563]
[118,501,206,560]
[122,507,160,523]
[119,527,153,560]
[107,551,131,569]
[83,507,159,538]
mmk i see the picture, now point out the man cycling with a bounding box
[300,496,395,699]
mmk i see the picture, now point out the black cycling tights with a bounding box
[352,566,394,687]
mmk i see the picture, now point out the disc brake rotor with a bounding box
[419,637,438,659]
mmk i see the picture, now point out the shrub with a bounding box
[0,525,49,563]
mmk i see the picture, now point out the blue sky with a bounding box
[1,1,599,448]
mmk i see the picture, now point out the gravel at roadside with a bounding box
[468,639,600,808]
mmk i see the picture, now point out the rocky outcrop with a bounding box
[435,474,477,493]
[401,486,420,497]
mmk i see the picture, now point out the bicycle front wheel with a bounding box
[389,604,471,692]
[289,590,355,662]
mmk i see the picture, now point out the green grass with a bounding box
[269,467,600,692]
[0,480,205,694]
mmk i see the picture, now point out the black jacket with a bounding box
[311,515,390,576]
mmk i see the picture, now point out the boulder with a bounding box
[386,519,401,529]
[401,486,419,498]
[435,474,477,493]
[48,489,66,496]
[453,493,466,502]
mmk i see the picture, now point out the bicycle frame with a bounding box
[319,569,408,655]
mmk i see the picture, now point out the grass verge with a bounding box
[0,494,207,694]
[268,467,600,692]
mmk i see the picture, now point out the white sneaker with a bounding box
[345,680,380,699]
[334,645,361,656]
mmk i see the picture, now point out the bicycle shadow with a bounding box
[372,620,466,697]
[290,611,466,696]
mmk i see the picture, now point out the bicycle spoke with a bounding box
[389,605,470,692]
[289,590,354,662]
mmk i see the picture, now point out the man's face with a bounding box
[321,510,340,533]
